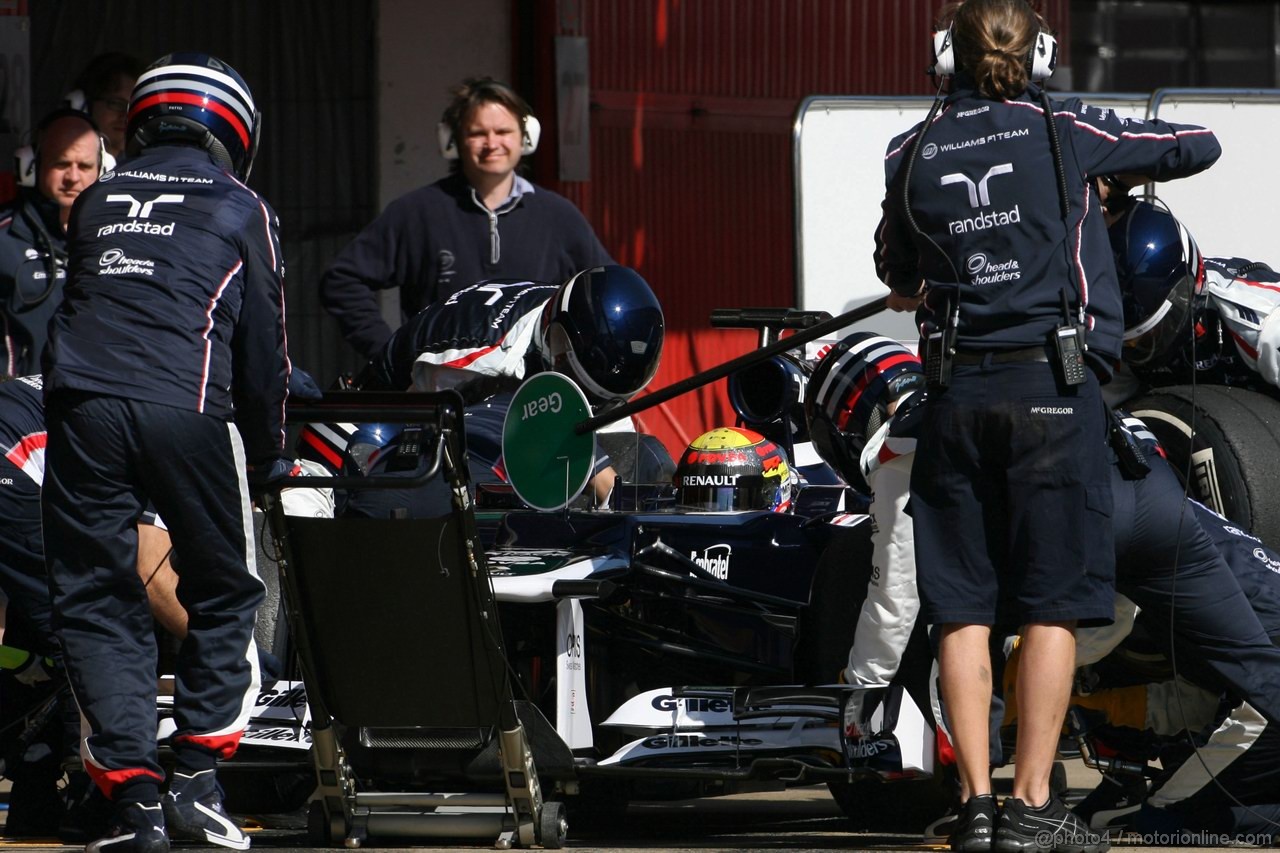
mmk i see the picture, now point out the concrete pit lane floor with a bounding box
[1,760,1274,851]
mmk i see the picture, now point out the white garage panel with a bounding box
[1144,90,1280,261]
[793,96,931,340]
[792,93,1148,340]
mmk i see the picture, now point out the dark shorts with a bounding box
[910,358,1116,628]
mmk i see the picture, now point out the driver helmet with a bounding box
[296,422,356,475]
[804,332,925,489]
[534,265,665,407]
[346,423,404,476]
[1108,200,1203,370]
[674,426,793,512]
[296,422,403,476]
[128,52,260,180]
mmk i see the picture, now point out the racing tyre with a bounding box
[796,522,953,830]
[1126,384,1280,546]
[827,772,955,832]
[539,801,568,849]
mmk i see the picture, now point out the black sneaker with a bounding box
[949,794,997,852]
[162,770,249,850]
[85,802,169,853]
[1072,774,1147,833]
[995,796,1110,853]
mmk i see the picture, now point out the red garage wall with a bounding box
[523,0,1071,459]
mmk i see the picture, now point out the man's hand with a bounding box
[247,457,300,491]
[887,290,926,313]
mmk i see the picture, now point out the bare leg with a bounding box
[1011,620,1076,806]
[939,622,993,800]
[137,523,188,639]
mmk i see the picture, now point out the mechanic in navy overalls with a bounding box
[320,265,665,519]
[41,53,287,853]
[808,338,1280,843]
[872,0,1220,849]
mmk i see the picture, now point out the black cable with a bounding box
[141,545,174,588]
[17,200,66,308]
[1235,261,1274,277]
[901,81,966,294]
[1038,87,1070,221]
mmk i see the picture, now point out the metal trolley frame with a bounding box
[260,391,570,849]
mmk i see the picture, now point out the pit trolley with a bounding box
[258,391,572,849]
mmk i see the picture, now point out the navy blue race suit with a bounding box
[1132,502,1280,838]
[1098,469,1280,839]
[40,145,287,798]
[0,376,76,835]
[333,279,613,519]
[321,172,612,359]
[0,192,69,376]
[1110,447,1280,726]
[875,82,1221,365]
[876,79,1220,629]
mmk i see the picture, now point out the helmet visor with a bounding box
[1122,274,1193,368]
[676,482,776,512]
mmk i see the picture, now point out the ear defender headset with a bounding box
[14,107,113,189]
[436,112,541,160]
[62,88,88,113]
[930,20,1058,81]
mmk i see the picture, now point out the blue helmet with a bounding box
[128,52,260,180]
[346,423,404,476]
[1108,200,1203,369]
[804,332,924,490]
[535,265,665,406]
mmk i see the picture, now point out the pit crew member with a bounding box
[41,53,287,853]
[313,265,664,518]
[874,0,1219,847]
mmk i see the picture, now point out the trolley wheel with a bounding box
[538,801,568,849]
[306,801,330,845]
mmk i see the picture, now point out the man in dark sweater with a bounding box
[320,76,612,359]
[0,110,107,376]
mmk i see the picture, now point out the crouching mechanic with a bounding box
[806,332,926,689]
[329,265,664,518]
[1068,417,1280,842]
[1130,500,1280,841]
[41,53,288,853]
[806,332,1280,845]
[0,374,188,838]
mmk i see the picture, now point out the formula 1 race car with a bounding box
[243,304,951,848]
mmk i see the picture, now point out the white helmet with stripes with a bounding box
[127,52,260,180]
